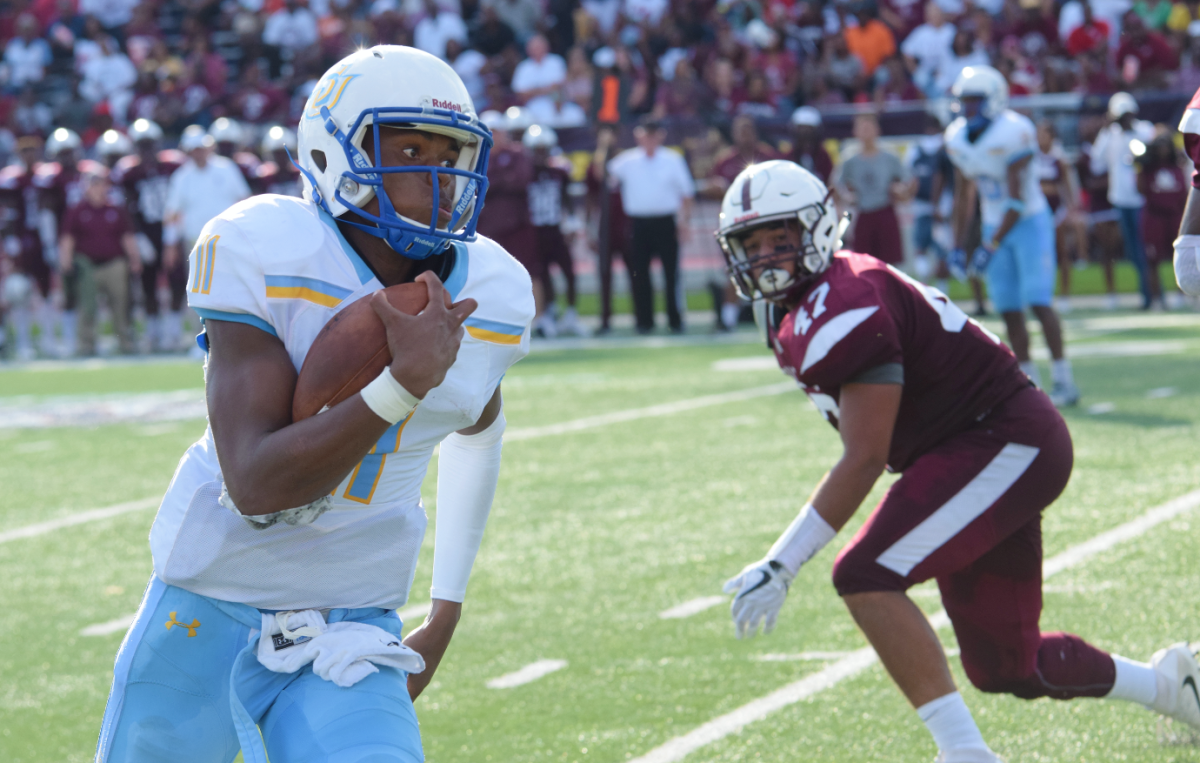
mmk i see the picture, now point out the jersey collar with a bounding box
[318,205,377,286]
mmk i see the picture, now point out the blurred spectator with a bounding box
[653,57,707,119]
[1034,121,1084,309]
[1090,93,1156,308]
[1066,1,1112,55]
[262,0,319,78]
[476,111,538,318]
[934,28,990,95]
[707,115,781,198]
[5,14,51,90]
[1139,134,1186,307]
[184,35,228,97]
[788,106,834,184]
[231,64,287,125]
[58,168,139,355]
[525,124,583,336]
[563,47,592,110]
[735,71,778,118]
[902,3,956,97]
[607,117,694,334]
[1114,12,1178,88]
[906,113,953,290]
[1133,0,1173,29]
[835,112,908,265]
[845,3,897,77]
[825,32,867,100]
[512,34,566,123]
[875,55,922,102]
[13,85,54,134]
[413,0,467,59]
[483,0,539,42]
[586,124,627,333]
[449,38,487,104]
[471,6,516,56]
[80,37,137,119]
[80,0,139,33]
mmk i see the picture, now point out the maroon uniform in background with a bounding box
[251,161,303,197]
[1184,87,1200,187]
[62,202,133,263]
[790,144,834,185]
[528,159,576,307]
[477,145,536,272]
[112,149,185,315]
[710,146,782,190]
[35,158,108,312]
[0,163,50,297]
[1141,162,1187,264]
[772,252,1117,700]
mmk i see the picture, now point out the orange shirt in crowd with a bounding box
[844,19,896,75]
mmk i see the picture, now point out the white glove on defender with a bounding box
[723,560,795,639]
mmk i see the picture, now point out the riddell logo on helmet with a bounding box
[431,99,464,112]
[735,212,760,223]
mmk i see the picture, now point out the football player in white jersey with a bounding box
[943,66,1079,407]
[94,46,534,763]
[1174,86,1200,297]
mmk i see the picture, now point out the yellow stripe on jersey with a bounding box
[465,326,523,345]
[190,235,220,295]
[264,286,344,307]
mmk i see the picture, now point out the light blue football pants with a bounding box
[983,210,1056,313]
[94,576,424,763]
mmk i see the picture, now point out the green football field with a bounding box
[1,309,1199,763]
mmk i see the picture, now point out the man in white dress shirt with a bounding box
[511,35,567,125]
[607,117,695,333]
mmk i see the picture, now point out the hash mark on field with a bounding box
[659,596,727,619]
[752,652,853,662]
[81,613,136,637]
[628,487,1200,763]
[712,357,778,372]
[486,659,568,689]
[1148,387,1178,399]
[0,496,159,545]
[1087,402,1116,415]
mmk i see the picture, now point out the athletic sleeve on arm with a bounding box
[186,215,277,338]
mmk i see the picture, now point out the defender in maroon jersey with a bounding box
[715,159,1200,762]
[251,125,302,198]
[523,124,584,336]
[1173,85,1200,296]
[0,135,55,358]
[111,118,185,351]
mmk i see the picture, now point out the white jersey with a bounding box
[944,110,1048,228]
[149,195,534,611]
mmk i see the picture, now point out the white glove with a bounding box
[722,559,795,639]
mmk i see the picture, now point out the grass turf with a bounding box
[0,309,1198,762]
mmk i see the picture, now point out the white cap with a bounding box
[593,47,616,68]
[1108,92,1138,119]
[790,106,822,127]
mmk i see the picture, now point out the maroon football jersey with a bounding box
[112,150,182,244]
[34,158,107,222]
[528,162,570,227]
[477,146,534,238]
[251,161,303,197]
[1180,85,1200,188]
[0,163,41,235]
[773,252,1029,472]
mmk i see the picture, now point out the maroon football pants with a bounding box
[832,386,1116,700]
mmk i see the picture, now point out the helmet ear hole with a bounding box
[311,150,327,172]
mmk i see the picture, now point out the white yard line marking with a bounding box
[712,357,778,372]
[1031,340,1187,360]
[0,496,159,545]
[629,487,1200,763]
[1087,402,1116,415]
[505,382,796,441]
[660,596,728,620]
[752,652,853,662]
[397,601,432,623]
[80,613,136,637]
[486,659,568,689]
[1147,387,1178,399]
[2,385,800,543]
[0,389,207,429]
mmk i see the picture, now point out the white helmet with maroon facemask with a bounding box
[716,159,843,301]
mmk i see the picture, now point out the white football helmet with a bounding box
[951,65,1008,123]
[209,117,246,147]
[129,118,164,144]
[479,110,507,131]
[504,105,533,133]
[522,124,557,149]
[296,45,492,261]
[97,129,133,160]
[45,127,82,157]
[180,124,214,152]
[261,124,297,155]
[1108,92,1138,119]
[716,159,842,301]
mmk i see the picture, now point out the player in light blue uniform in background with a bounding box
[93,45,534,763]
[944,66,1079,407]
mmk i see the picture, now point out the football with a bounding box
[292,282,429,421]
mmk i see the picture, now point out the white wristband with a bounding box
[768,504,837,576]
[1174,234,1200,296]
[359,368,421,424]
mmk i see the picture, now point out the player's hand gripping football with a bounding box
[723,559,795,639]
[370,271,477,399]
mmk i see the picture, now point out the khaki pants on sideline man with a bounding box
[75,256,133,355]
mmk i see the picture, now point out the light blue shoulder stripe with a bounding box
[445,241,469,301]
[465,316,524,336]
[318,207,376,285]
[195,308,279,338]
[263,275,354,299]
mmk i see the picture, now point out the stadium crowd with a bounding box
[0,0,1194,354]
